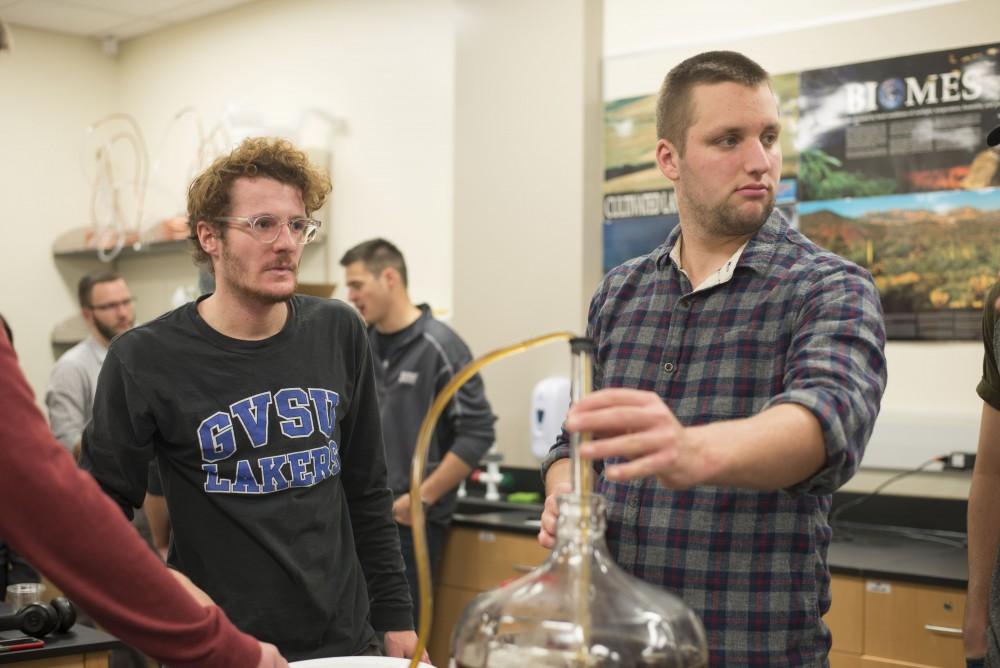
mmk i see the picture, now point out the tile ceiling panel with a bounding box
[0,0,256,39]
[0,1,132,35]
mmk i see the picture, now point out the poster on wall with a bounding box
[603,92,676,272]
[797,44,999,199]
[603,44,1000,340]
[798,43,1000,339]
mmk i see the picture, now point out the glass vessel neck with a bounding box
[554,492,608,548]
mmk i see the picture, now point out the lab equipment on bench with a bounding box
[407,333,708,667]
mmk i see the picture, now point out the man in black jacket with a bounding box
[341,238,496,624]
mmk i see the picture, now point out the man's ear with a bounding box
[656,137,681,182]
[196,221,219,257]
[381,267,401,290]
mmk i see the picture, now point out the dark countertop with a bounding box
[828,522,967,589]
[0,623,123,664]
[451,496,543,535]
[451,496,969,590]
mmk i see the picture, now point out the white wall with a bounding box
[605,0,997,100]
[603,0,1000,497]
[114,0,456,314]
[0,26,116,399]
[453,0,604,468]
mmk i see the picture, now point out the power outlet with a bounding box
[943,451,977,471]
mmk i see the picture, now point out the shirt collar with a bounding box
[655,208,787,278]
[84,334,108,364]
[370,303,433,347]
[669,235,748,292]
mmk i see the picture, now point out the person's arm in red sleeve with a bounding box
[0,329,284,668]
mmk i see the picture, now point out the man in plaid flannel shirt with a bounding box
[540,51,887,666]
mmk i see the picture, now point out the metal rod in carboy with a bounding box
[569,337,595,663]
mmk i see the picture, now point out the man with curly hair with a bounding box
[81,137,423,662]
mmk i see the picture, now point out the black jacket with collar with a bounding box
[370,304,496,525]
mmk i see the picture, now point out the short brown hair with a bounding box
[655,51,770,155]
[78,270,123,308]
[186,137,332,267]
[339,238,409,288]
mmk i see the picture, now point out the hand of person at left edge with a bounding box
[567,387,717,490]
[255,641,290,668]
[384,630,431,663]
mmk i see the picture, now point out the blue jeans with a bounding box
[968,658,985,668]
[396,521,447,629]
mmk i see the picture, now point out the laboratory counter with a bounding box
[449,494,969,588]
[0,622,122,666]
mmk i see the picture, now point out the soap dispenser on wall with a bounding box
[530,376,571,460]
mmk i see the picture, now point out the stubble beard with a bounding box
[685,190,775,238]
[94,316,134,342]
[220,245,297,306]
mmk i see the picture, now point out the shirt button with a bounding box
[678,300,689,309]
[663,362,675,373]
[627,495,639,508]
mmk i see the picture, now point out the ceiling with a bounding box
[603,0,966,57]
[0,0,969,53]
[0,0,257,42]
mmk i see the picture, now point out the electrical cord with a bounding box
[828,455,946,526]
[893,527,966,548]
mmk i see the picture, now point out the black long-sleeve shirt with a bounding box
[81,296,412,660]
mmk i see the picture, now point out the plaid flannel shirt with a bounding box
[544,210,887,667]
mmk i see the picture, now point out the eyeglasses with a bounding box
[214,214,322,245]
[89,297,136,312]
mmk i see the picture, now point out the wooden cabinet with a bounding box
[1,653,110,667]
[428,526,550,667]
[829,652,863,668]
[828,576,865,655]
[437,526,549,591]
[827,575,965,668]
[863,579,965,667]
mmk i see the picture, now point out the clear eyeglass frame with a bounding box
[89,297,137,312]
[214,214,322,245]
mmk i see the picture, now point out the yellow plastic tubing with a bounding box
[406,331,577,667]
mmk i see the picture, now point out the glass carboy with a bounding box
[450,492,708,667]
